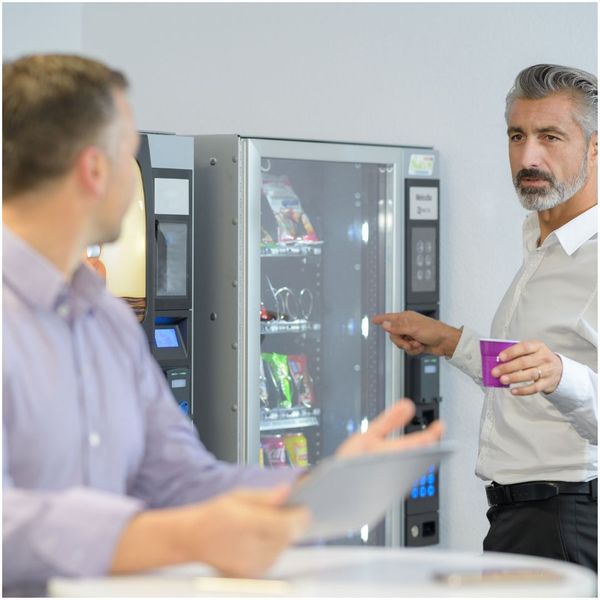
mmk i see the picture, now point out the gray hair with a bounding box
[505,64,597,141]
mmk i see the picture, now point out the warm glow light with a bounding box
[100,159,146,297]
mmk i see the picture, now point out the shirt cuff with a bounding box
[34,487,144,577]
[447,326,483,384]
[545,353,594,413]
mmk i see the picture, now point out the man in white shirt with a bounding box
[373,64,597,571]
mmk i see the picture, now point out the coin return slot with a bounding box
[422,521,436,537]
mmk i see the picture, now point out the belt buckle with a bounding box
[486,484,510,506]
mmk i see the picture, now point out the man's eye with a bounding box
[510,134,523,142]
[545,135,560,142]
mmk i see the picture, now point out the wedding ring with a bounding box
[535,368,542,381]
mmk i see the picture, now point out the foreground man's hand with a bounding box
[372,310,462,358]
[111,484,310,578]
[491,339,563,395]
[336,398,444,458]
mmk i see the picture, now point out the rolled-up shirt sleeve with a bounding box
[3,455,144,592]
[545,353,598,445]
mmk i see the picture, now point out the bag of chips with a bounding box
[262,352,293,408]
[262,174,318,243]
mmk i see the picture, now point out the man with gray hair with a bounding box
[374,64,597,570]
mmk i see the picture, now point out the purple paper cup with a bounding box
[480,338,520,388]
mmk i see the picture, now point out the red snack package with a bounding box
[288,354,316,407]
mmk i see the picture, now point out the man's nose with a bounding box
[519,139,544,169]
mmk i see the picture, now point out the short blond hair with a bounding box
[3,54,128,197]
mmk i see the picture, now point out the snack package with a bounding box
[261,353,281,408]
[261,226,275,245]
[288,354,316,407]
[259,357,270,409]
[262,174,319,243]
[262,352,293,408]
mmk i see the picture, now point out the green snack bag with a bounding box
[265,352,293,408]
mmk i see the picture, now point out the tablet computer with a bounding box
[285,442,454,541]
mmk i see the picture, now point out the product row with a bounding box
[260,352,316,410]
[261,173,321,245]
[259,431,310,468]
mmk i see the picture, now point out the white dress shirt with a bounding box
[449,205,597,484]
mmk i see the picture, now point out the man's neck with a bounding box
[537,176,597,246]
[3,187,88,279]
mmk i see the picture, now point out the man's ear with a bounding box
[75,145,109,200]
[589,132,598,162]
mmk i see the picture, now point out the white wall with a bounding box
[3,3,82,58]
[3,2,597,553]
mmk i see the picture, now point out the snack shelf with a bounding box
[261,243,323,258]
[261,320,321,335]
[260,406,321,431]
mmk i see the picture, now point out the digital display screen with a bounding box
[170,378,186,389]
[156,222,187,297]
[424,364,438,374]
[155,327,179,348]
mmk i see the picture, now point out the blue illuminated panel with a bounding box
[410,464,437,501]
[155,327,179,348]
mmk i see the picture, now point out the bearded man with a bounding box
[373,64,598,571]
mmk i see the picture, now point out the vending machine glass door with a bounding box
[243,139,406,545]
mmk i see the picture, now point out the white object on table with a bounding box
[49,546,597,598]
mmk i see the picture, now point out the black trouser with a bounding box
[483,492,597,572]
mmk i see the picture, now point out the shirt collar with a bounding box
[523,205,598,256]
[3,225,107,313]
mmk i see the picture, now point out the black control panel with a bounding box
[405,179,440,306]
[135,134,194,418]
[404,177,441,547]
[166,367,191,416]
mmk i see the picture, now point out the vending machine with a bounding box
[91,132,195,416]
[193,136,440,547]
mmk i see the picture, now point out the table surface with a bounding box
[49,546,597,597]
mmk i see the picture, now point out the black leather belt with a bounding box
[486,479,597,507]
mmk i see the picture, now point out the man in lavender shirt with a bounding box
[2,54,443,595]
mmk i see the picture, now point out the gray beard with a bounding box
[515,155,589,211]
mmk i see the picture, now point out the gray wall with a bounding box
[3,2,597,553]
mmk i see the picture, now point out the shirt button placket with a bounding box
[56,303,70,319]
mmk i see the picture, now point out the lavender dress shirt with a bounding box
[2,227,297,594]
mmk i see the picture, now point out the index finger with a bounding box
[498,341,540,362]
[372,312,398,325]
[372,313,417,336]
